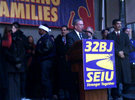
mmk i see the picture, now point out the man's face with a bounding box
[114,21,122,31]
[38,29,44,35]
[86,28,94,37]
[61,27,68,36]
[75,20,84,32]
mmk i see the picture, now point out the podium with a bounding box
[66,40,108,100]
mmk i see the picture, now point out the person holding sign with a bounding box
[107,19,132,99]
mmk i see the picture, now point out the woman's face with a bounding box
[28,36,34,44]
[104,30,108,36]
[12,25,17,33]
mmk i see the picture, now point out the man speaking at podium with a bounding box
[66,19,88,49]
[66,19,88,100]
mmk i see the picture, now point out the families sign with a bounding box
[0,0,95,29]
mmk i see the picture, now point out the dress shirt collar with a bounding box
[74,30,82,39]
[115,31,120,35]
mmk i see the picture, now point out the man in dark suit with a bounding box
[66,19,88,100]
[66,19,88,49]
[55,25,70,99]
[107,19,131,99]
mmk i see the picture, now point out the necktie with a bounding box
[62,37,66,44]
[79,33,83,40]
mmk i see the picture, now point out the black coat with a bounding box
[35,33,56,61]
[55,35,72,89]
[66,30,88,49]
[0,34,8,100]
[26,33,56,98]
[107,31,131,84]
[0,34,7,89]
[4,30,28,72]
[55,35,67,56]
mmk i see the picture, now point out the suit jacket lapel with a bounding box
[113,31,122,45]
[73,30,80,41]
[82,32,88,39]
[112,31,117,40]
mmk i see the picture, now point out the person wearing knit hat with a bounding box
[38,24,51,35]
[35,24,56,100]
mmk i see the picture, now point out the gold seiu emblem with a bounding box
[86,54,114,71]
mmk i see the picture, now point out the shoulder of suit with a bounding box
[56,34,61,39]
[122,32,129,38]
[55,34,62,41]
[66,30,75,36]
[108,32,115,36]
[120,31,128,36]
[110,31,115,34]
[82,33,88,38]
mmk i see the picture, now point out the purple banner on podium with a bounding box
[83,40,116,90]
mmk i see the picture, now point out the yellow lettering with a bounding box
[86,72,93,82]
[51,7,58,22]
[0,1,9,17]
[41,0,51,5]
[26,0,30,2]
[10,2,25,19]
[85,41,92,52]
[92,42,99,52]
[107,42,113,52]
[94,72,100,82]
[52,0,60,6]
[31,0,35,3]
[26,4,30,19]
[43,6,50,21]
[38,5,43,20]
[105,71,114,81]
[101,72,105,81]
[31,4,38,20]
[36,0,40,3]
[99,42,107,52]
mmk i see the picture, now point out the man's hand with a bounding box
[118,51,125,58]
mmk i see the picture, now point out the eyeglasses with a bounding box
[62,29,67,31]
[77,24,84,26]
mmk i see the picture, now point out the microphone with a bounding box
[82,29,87,32]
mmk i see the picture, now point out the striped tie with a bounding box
[79,33,83,40]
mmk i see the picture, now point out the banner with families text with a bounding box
[0,0,95,29]
[83,40,116,90]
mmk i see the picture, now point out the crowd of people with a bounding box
[0,18,135,100]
